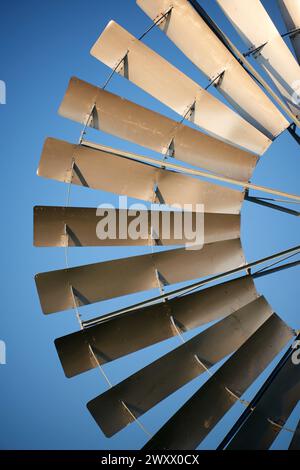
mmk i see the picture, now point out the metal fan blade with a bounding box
[59,76,266,169]
[34,206,240,247]
[226,348,300,449]
[99,13,288,139]
[143,314,293,450]
[37,138,244,214]
[216,0,300,117]
[55,275,258,377]
[89,27,272,156]
[87,296,272,437]
[35,238,245,314]
[278,0,300,64]
[289,419,300,450]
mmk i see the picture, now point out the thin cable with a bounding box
[170,313,214,377]
[224,387,252,408]
[254,251,299,275]
[63,95,118,388]
[101,8,173,92]
[88,344,113,388]
[138,7,173,41]
[101,52,129,91]
[121,401,153,438]
[64,159,75,268]
[70,278,154,437]
[267,418,296,434]
[170,315,263,407]
[70,286,83,330]
[162,100,196,163]
[217,335,299,449]
[70,287,124,425]
[170,315,185,344]
[78,106,96,144]
[205,70,225,90]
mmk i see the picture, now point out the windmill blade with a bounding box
[216,0,300,118]
[37,138,244,214]
[57,76,259,179]
[87,296,272,437]
[226,349,300,449]
[90,24,274,156]
[55,275,259,377]
[278,0,300,64]
[59,76,269,164]
[132,1,289,138]
[35,238,245,314]
[34,206,240,247]
[289,419,300,450]
[143,314,294,450]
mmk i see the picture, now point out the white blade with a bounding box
[90,23,272,155]
[136,0,288,138]
[217,0,300,118]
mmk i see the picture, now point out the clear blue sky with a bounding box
[0,0,299,450]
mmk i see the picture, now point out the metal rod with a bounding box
[287,123,300,144]
[217,333,300,450]
[205,70,225,90]
[138,7,173,41]
[82,244,300,328]
[101,53,128,90]
[187,0,300,128]
[78,105,96,145]
[82,139,300,202]
[282,27,300,39]
[252,259,300,279]
[243,42,268,58]
[246,195,300,216]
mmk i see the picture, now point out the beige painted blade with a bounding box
[134,2,289,138]
[87,296,273,437]
[37,138,244,214]
[217,0,300,118]
[34,206,240,247]
[143,314,294,450]
[227,351,300,449]
[59,77,265,173]
[90,23,273,154]
[278,0,300,64]
[35,238,245,314]
[55,275,258,377]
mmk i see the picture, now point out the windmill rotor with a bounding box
[34,0,300,450]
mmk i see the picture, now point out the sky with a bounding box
[0,0,299,450]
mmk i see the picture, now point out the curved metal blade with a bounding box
[55,275,258,377]
[35,238,245,314]
[37,138,244,214]
[217,0,300,117]
[34,206,240,247]
[87,296,272,437]
[59,76,262,174]
[226,348,300,449]
[142,314,293,450]
[103,11,287,139]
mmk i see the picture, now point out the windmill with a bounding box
[34,0,300,450]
